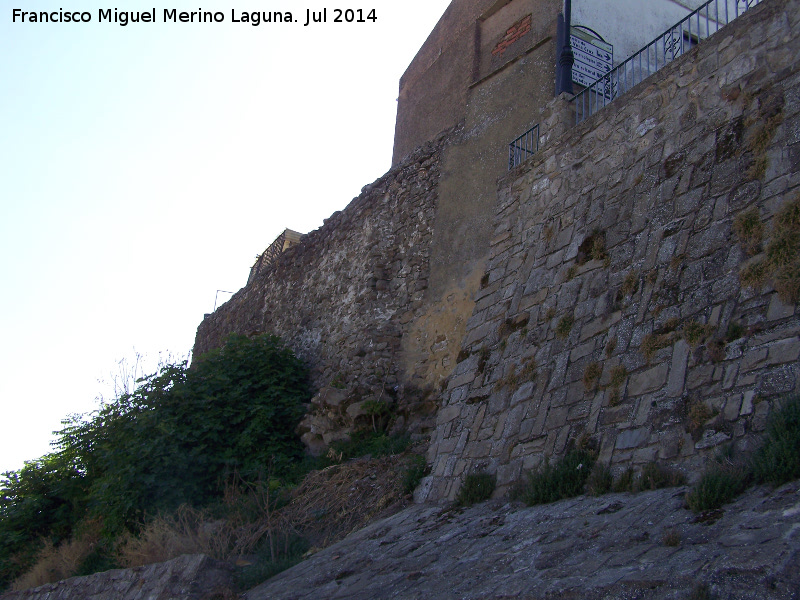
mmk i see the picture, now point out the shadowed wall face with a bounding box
[392,0,561,167]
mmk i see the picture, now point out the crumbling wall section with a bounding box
[194,128,458,448]
[421,0,800,501]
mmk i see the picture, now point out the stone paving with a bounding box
[244,482,800,600]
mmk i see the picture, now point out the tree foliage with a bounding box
[0,334,309,590]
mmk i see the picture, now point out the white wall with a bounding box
[573,0,750,65]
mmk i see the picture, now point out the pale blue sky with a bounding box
[0,0,451,473]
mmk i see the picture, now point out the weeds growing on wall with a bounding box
[752,393,800,485]
[456,472,496,506]
[517,448,596,505]
[685,393,800,512]
[686,458,750,512]
[585,463,613,496]
[329,431,411,462]
[738,194,800,303]
[662,528,681,547]
[583,362,602,392]
[733,207,764,255]
[402,455,429,495]
[555,314,574,339]
[610,462,685,494]
[641,332,675,363]
[688,582,715,600]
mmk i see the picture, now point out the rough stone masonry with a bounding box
[194,128,462,451]
[194,0,800,498]
[420,0,800,501]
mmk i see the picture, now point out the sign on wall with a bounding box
[570,28,613,98]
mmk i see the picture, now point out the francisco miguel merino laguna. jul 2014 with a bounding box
[11,8,378,26]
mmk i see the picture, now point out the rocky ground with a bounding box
[244,481,800,600]
[5,480,799,600]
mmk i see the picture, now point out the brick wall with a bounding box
[491,15,533,58]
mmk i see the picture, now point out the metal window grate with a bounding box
[508,124,540,170]
[572,0,763,124]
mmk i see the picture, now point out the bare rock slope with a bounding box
[245,482,800,600]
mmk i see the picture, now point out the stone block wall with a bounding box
[194,127,458,447]
[420,0,800,501]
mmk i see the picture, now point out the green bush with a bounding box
[0,334,310,590]
[636,462,686,491]
[585,463,613,496]
[456,472,495,506]
[55,334,310,531]
[0,454,89,588]
[752,394,800,485]
[686,393,800,512]
[330,431,411,462]
[519,449,595,505]
[402,455,428,495]
[686,461,749,512]
[608,462,685,494]
[233,535,308,591]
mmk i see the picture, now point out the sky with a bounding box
[0,0,452,474]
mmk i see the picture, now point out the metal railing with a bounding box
[508,124,540,169]
[573,0,763,124]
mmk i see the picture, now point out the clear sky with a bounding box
[0,0,451,474]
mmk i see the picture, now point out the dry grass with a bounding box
[745,113,783,180]
[641,332,675,363]
[583,362,602,391]
[706,339,726,362]
[117,508,223,567]
[590,233,608,262]
[739,258,769,289]
[670,254,686,271]
[117,455,410,570]
[606,365,628,406]
[608,364,628,390]
[733,208,764,255]
[496,364,519,390]
[774,261,800,304]
[737,195,800,303]
[11,520,104,591]
[280,455,409,549]
[688,402,713,433]
[565,265,578,281]
[520,356,538,381]
[681,321,714,348]
[621,271,639,297]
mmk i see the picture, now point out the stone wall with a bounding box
[420,0,800,501]
[194,128,458,450]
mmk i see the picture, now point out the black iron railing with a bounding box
[508,124,540,169]
[573,0,763,124]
